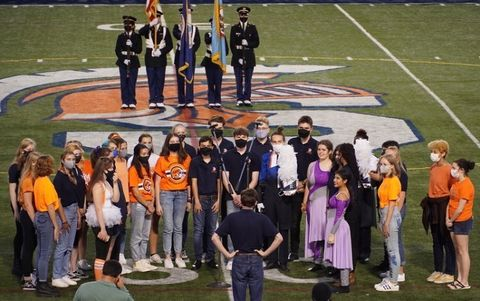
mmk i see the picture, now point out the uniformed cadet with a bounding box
[229,6,259,107]
[173,8,201,108]
[201,18,229,108]
[115,16,142,110]
[138,10,173,110]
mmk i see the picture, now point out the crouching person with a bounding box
[212,189,283,301]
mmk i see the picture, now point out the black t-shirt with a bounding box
[288,136,319,181]
[183,142,197,159]
[53,169,86,208]
[216,209,278,252]
[212,138,235,160]
[247,138,273,162]
[8,163,21,187]
[189,156,220,195]
[223,149,260,194]
[399,166,408,204]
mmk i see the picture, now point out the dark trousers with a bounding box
[146,66,166,103]
[13,217,23,276]
[205,65,223,104]
[119,66,138,105]
[20,210,36,277]
[233,66,254,101]
[359,227,371,260]
[345,201,361,270]
[431,223,456,275]
[176,66,195,104]
[289,192,303,255]
[232,255,264,301]
[92,227,120,261]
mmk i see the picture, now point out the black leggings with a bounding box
[20,210,37,277]
[92,226,120,261]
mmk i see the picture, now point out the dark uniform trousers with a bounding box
[119,66,138,106]
[233,67,254,101]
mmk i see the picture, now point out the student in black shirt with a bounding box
[208,115,235,158]
[287,115,318,261]
[246,116,273,160]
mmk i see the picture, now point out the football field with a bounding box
[0,2,479,300]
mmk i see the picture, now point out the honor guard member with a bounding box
[173,8,201,108]
[115,16,142,110]
[201,18,229,108]
[230,6,259,107]
[139,10,173,110]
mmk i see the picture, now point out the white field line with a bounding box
[335,4,480,149]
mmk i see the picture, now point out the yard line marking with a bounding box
[37,59,43,63]
[434,56,441,60]
[302,57,309,61]
[335,4,480,149]
[346,56,353,61]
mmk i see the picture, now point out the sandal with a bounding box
[448,280,471,290]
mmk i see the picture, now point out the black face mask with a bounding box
[177,135,186,143]
[213,128,223,138]
[199,147,213,156]
[240,17,248,23]
[74,154,82,164]
[298,128,310,139]
[235,139,248,148]
[168,143,181,152]
[139,156,149,165]
[124,24,133,32]
[23,150,31,157]
[105,170,115,186]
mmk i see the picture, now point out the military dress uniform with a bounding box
[115,16,142,109]
[201,19,229,108]
[229,7,259,106]
[138,14,173,109]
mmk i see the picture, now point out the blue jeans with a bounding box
[35,212,54,282]
[380,207,402,282]
[226,200,241,252]
[232,255,264,301]
[53,203,78,279]
[161,190,188,256]
[193,195,218,261]
[146,66,166,103]
[130,202,152,261]
[399,204,407,266]
[233,66,254,101]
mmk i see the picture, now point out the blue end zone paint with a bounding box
[2,0,474,4]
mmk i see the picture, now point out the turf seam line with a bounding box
[335,4,480,149]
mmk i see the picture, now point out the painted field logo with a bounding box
[0,65,421,150]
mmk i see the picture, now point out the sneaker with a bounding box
[119,253,127,265]
[22,280,36,291]
[374,279,399,292]
[121,264,133,275]
[243,99,252,106]
[279,264,289,272]
[129,104,136,109]
[397,273,406,282]
[156,102,165,108]
[78,259,92,271]
[181,250,189,260]
[359,257,370,264]
[36,282,59,297]
[288,253,299,262]
[215,103,222,107]
[186,103,195,108]
[226,260,233,271]
[149,103,157,109]
[141,259,158,271]
[192,260,202,270]
[133,261,150,273]
[67,272,81,282]
[236,100,244,106]
[426,271,442,282]
[206,259,219,269]
[121,104,128,110]
[72,269,88,279]
[434,273,454,284]
[150,253,163,264]
[164,258,174,269]
[177,103,186,108]
[381,272,405,282]
[201,253,207,263]
[62,275,77,286]
[51,278,69,288]
[208,103,216,108]
[175,257,186,268]
[31,272,37,286]
[331,285,350,294]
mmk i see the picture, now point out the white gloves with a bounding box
[149,18,159,27]
[126,39,132,47]
[238,58,243,65]
[158,39,166,49]
[241,39,248,46]
[123,59,130,65]
[152,49,161,57]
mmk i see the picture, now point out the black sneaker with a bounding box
[308,264,324,272]
[22,280,36,291]
[287,253,299,262]
[331,285,350,294]
[191,260,202,270]
[278,264,289,272]
[206,259,219,269]
[264,262,279,270]
[36,282,60,297]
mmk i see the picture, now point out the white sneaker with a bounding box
[374,279,399,292]
[156,102,165,108]
[397,273,406,282]
[177,103,186,108]
[52,278,69,288]
[141,259,158,271]
[77,259,92,271]
[201,253,206,263]
[215,103,222,107]
[121,264,133,275]
[243,99,252,106]
[121,104,128,109]
[133,261,150,273]
[186,103,194,108]
[149,103,157,109]
[164,258,174,269]
[119,253,127,265]
[426,271,442,282]
[129,104,136,109]
[175,257,186,268]
[236,100,244,106]
[62,275,77,286]
[150,254,163,264]
[226,260,233,271]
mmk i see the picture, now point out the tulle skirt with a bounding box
[85,203,122,228]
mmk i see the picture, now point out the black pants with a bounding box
[345,201,361,270]
[20,210,36,277]
[431,223,456,275]
[92,226,120,261]
[359,227,372,260]
[13,217,23,276]
[289,192,304,255]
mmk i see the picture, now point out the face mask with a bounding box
[144,143,153,150]
[74,154,82,164]
[177,134,186,143]
[64,160,75,170]
[139,156,149,165]
[112,149,119,158]
[298,128,310,139]
[119,149,128,158]
[105,170,115,186]
[213,128,223,138]
[430,153,440,163]
[240,17,248,23]
[255,129,269,139]
[23,150,31,157]
[450,169,459,178]
[199,147,213,156]
[168,143,180,152]
[235,139,247,148]
[379,165,390,175]
[272,144,282,154]
[124,24,133,32]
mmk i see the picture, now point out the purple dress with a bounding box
[304,161,329,259]
[323,194,353,270]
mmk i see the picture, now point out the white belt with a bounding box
[121,51,137,56]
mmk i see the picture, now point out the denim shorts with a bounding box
[450,218,473,235]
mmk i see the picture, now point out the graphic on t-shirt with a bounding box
[139,177,153,193]
[166,163,188,184]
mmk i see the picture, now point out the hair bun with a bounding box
[356,129,367,136]
[276,126,284,134]
[467,160,476,171]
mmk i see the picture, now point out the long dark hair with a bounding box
[335,143,360,185]
[335,167,355,202]
[87,156,113,203]
[160,133,188,164]
[132,144,150,178]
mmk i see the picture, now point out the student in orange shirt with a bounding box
[18,151,40,291]
[446,159,475,290]
[33,155,65,297]
[129,144,158,272]
[154,133,191,269]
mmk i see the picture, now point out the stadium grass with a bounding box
[0,3,479,300]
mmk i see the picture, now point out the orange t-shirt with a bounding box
[448,177,475,222]
[155,155,191,191]
[378,176,401,209]
[34,176,60,212]
[115,158,130,203]
[19,175,34,209]
[129,165,153,203]
[429,163,456,198]
[81,159,93,186]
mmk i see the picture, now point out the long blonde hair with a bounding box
[19,151,41,186]
[12,138,37,167]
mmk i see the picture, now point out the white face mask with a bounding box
[272,144,282,154]
[64,160,75,170]
[145,143,153,150]
[379,164,390,175]
[430,152,440,163]
[450,168,459,178]
[255,129,269,139]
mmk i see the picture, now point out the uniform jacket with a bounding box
[201,31,229,67]
[115,31,142,68]
[229,22,259,68]
[172,24,201,66]
[138,24,173,67]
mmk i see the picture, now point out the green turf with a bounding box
[0,3,479,301]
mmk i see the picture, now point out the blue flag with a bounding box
[178,0,194,84]
[211,0,227,73]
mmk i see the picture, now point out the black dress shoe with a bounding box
[264,262,279,270]
[191,260,202,270]
[36,282,60,297]
[331,285,350,294]
[278,264,289,272]
[206,259,219,269]
[308,264,324,272]
[287,253,299,262]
